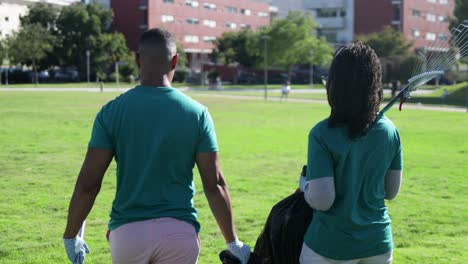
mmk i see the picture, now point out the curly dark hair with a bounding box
[326,42,383,139]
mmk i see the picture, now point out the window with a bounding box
[426,32,436,41]
[241,9,251,16]
[340,10,346,17]
[426,13,436,22]
[393,5,401,21]
[438,15,448,22]
[186,18,199,24]
[203,19,216,28]
[226,6,237,13]
[439,0,448,3]
[412,29,421,38]
[226,22,237,29]
[5,16,9,22]
[185,0,199,7]
[320,31,338,43]
[203,2,216,10]
[240,24,251,29]
[258,12,268,17]
[184,35,199,43]
[438,34,447,41]
[412,9,420,17]
[427,0,436,3]
[203,36,216,43]
[161,15,174,23]
[317,9,338,18]
[163,0,174,3]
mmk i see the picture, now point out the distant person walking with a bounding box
[281,81,291,102]
[63,28,251,264]
[301,43,403,264]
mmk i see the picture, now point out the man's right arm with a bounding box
[196,152,237,243]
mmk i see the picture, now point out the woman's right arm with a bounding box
[385,170,402,200]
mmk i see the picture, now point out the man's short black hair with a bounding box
[138,28,176,59]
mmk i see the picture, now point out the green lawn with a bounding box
[0,92,467,263]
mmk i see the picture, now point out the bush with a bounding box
[173,70,187,83]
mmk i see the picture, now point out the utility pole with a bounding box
[261,35,271,101]
[86,50,90,83]
[309,50,314,88]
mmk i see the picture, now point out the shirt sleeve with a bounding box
[389,129,403,170]
[88,109,114,150]
[197,108,219,153]
[306,127,334,180]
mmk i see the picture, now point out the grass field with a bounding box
[0,91,467,263]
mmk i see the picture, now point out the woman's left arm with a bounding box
[303,177,335,211]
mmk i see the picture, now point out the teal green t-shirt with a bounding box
[304,116,403,260]
[88,85,218,232]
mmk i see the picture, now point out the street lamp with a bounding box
[86,50,90,83]
[309,50,314,88]
[261,35,271,101]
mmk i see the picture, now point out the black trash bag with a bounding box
[219,250,268,264]
[253,166,313,264]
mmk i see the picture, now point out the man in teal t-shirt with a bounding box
[63,28,251,264]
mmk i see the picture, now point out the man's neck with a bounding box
[140,74,172,87]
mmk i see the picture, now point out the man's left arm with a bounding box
[63,148,113,239]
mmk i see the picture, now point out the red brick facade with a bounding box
[354,0,454,50]
[112,0,271,52]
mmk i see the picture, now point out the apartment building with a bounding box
[355,0,455,50]
[304,0,354,46]
[0,0,77,40]
[111,0,271,69]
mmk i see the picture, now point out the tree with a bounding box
[255,12,333,80]
[54,3,113,76]
[95,32,129,81]
[212,30,260,67]
[19,3,61,69]
[8,24,55,84]
[450,0,468,28]
[20,3,59,30]
[355,27,412,58]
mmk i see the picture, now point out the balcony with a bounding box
[304,0,345,9]
[316,17,346,29]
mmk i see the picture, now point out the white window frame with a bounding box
[203,19,216,28]
[184,35,199,43]
[161,15,174,23]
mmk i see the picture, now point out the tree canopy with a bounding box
[14,2,132,82]
[212,12,334,80]
[355,27,412,58]
[7,24,56,84]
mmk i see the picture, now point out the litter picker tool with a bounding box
[379,22,468,116]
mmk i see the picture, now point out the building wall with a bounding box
[0,1,29,39]
[305,0,354,45]
[0,0,76,40]
[354,0,454,50]
[354,0,395,36]
[254,0,303,18]
[402,0,454,50]
[111,0,143,52]
[147,0,271,53]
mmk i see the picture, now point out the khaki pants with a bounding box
[109,218,200,264]
[300,243,392,264]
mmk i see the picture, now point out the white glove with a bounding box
[299,176,309,192]
[64,237,90,264]
[227,239,251,264]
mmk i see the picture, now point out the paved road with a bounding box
[0,87,465,113]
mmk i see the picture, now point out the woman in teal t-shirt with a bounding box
[300,42,403,264]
